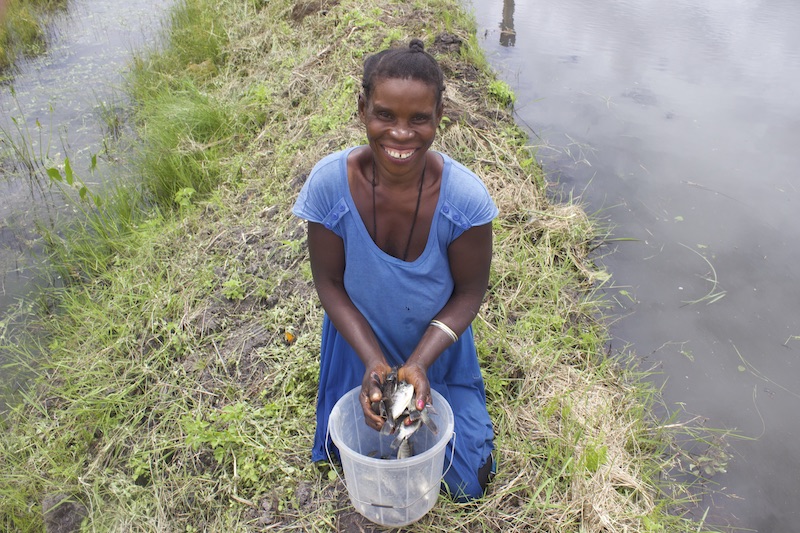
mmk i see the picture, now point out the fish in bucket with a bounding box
[328,381,455,527]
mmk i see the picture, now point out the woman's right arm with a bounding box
[307,221,390,430]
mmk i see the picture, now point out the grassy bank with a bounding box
[0,0,67,72]
[1,0,721,530]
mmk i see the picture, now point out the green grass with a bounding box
[132,83,236,208]
[0,0,730,530]
[0,0,67,71]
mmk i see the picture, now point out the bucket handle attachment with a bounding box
[325,427,457,511]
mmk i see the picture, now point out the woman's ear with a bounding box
[357,93,367,123]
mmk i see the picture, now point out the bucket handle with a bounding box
[325,427,457,511]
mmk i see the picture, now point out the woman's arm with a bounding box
[401,222,493,408]
[307,221,391,430]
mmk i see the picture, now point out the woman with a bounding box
[292,39,497,501]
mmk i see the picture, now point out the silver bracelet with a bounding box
[430,320,458,343]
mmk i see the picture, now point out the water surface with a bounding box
[467,0,800,530]
[0,0,170,404]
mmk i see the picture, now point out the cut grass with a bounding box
[0,0,728,531]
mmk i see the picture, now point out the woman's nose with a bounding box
[390,125,414,140]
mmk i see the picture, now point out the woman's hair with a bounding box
[361,39,445,107]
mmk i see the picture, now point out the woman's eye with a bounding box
[377,111,392,120]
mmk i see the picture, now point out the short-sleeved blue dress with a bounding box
[292,146,498,500]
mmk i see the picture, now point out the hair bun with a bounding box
[408,38,425,52]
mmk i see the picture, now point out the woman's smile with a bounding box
[383,146,417,160]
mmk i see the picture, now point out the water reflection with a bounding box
[500,0,515,47]
[468,0,800,531]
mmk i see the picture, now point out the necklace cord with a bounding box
[371,157,427,261]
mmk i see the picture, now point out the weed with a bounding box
[221,274,245,301]
[489,79,516,107]
[182,402,282,487]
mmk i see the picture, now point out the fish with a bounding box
[373,367,440,459]
[377,368,413,435]
[396,433,415,459]
[391,417,422,450]
[389,381,414,421]
[411,399,438,436]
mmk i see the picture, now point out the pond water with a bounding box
[0,0,170,404]
[466,0,800,531]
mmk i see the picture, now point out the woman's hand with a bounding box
[360,361,392,431]
[398,361,431,411]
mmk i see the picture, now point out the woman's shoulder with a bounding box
[436,152,498,228]
[439,153,494,200]
[308,147,354,181]
[292,147,356,222]
[299,147,359,196]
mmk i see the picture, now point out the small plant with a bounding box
[686,437,730,478]
[583,442,609,473]
[182,402,281,487]
[688,453,728,477]
[221,274,245,301]
[502,123,528,146]
[94,93,126,138]
[46,157,102,208]
[488,79,516,107]
[174,187,196,210]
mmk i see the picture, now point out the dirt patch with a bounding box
[333,489,386,533]
[291,0,339,23]
[42,493,86,533]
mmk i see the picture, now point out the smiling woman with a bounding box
[292,39,498,503]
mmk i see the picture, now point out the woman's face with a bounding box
[358,77,443,175]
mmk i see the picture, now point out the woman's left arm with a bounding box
[400,222,493,407]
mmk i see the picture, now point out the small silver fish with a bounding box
[407,396,439,436]
[396,436,414,460]
[391,417,422,450]
[377,368,413,435]
[389,381,414,421]
[423,403,438,435]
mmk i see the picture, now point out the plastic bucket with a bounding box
[328,386,455,527]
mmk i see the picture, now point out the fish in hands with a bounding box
[371,367,438,459]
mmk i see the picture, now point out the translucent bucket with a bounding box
[328,386,455,527]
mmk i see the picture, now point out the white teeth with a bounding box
[386,148,414,160]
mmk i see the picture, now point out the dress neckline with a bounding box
[344,146,447,265]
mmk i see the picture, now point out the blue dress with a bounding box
[292,147,498,500]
